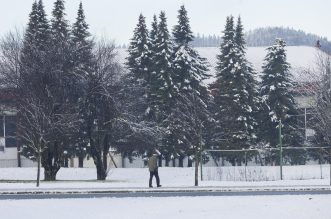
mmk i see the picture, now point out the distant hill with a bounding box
[192,27,331,54]
[117,46,319,84]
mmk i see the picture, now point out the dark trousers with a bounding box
[149,170,160,187]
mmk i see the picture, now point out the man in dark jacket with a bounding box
[148,149,161,188]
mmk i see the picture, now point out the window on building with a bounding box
[0,116,3,137]
[5,116,16,148]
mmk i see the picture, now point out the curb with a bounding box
[1,186,331,195]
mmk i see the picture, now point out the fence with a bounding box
[201,147,331,183]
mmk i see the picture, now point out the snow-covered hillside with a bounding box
[116,46,321,84]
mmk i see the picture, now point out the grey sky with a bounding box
[0,0,330,45]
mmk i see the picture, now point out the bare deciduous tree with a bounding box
[299,51,331,147]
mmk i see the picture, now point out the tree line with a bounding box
[1,1,328,185]
[192,27,331,55]
[125,7,305,169]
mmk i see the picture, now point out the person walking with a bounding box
[148,149,161,188]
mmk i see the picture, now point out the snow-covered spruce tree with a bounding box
[40,0,78,180]
[172,5,210,94]
[72,2,93,77]
[126,14,150,86]
[120,14,164,161]
[149,15,158,57]
[71,2,94,168]
[146,14,167,125]
[213,16,259,165]
[233,16,260,144]
[260,39,305,165]
[19,0,79,184]
[151,11,178,166]
[125,14,154,120]
[152,11,176,114]
[19,0,51,186]
[169,5,211,167]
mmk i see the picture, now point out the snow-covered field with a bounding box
[0,167,330,219]
[0,166,330,190]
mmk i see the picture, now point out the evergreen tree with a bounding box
[19,0,51,184]
[147,15,160,117]
[126,14,150,85]
[172,5,209,94]
[21,0,50,62]
[25,1,39,40]
[173,5,193,45]
[50,0,71,74]
[148,15,158,80]
[150,15,158,48]
[71,2,94,167]
[20,0,51,127]
[125,14,153,121]
[150,11,177,165]
[260,39,305,164]
[72,2,93,77]
[152,11,176,113]
[41,0,74,180]
[170,5,211,166]
[213,16,259,165]
[233,16,260,143]
[51,0,69,41]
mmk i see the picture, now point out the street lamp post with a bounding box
[279,119,283,180]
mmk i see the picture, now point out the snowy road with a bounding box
[1,189,331,200]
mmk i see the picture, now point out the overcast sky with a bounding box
[0,0,330,45]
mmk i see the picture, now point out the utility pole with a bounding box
[304,108,307,141]
[200,149,203,181]
[330,147,331,186]
[279,119,283,180]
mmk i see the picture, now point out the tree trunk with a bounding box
[90,138,107,180]
[121,153,125,168]
[194,152,199,186]
[78,156,84,168]
[158,156,162,167]
[188,158,192,167]
[257,153,264,166]
[44,167,59,181]
[165,156,170,167]
[17,146,21,168]
[42,143,61,181]
[212,157,219,167]
[64,158,69,167]
[92,150,107,180]
[172,159,176,167]
[36,152,41,187]
[178,155,184,167]
[103,151,108,171]
[96,161,107,180]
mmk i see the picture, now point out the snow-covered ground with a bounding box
[0,166,330,191]
[0,167,330,219]
[1,195,331,219]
